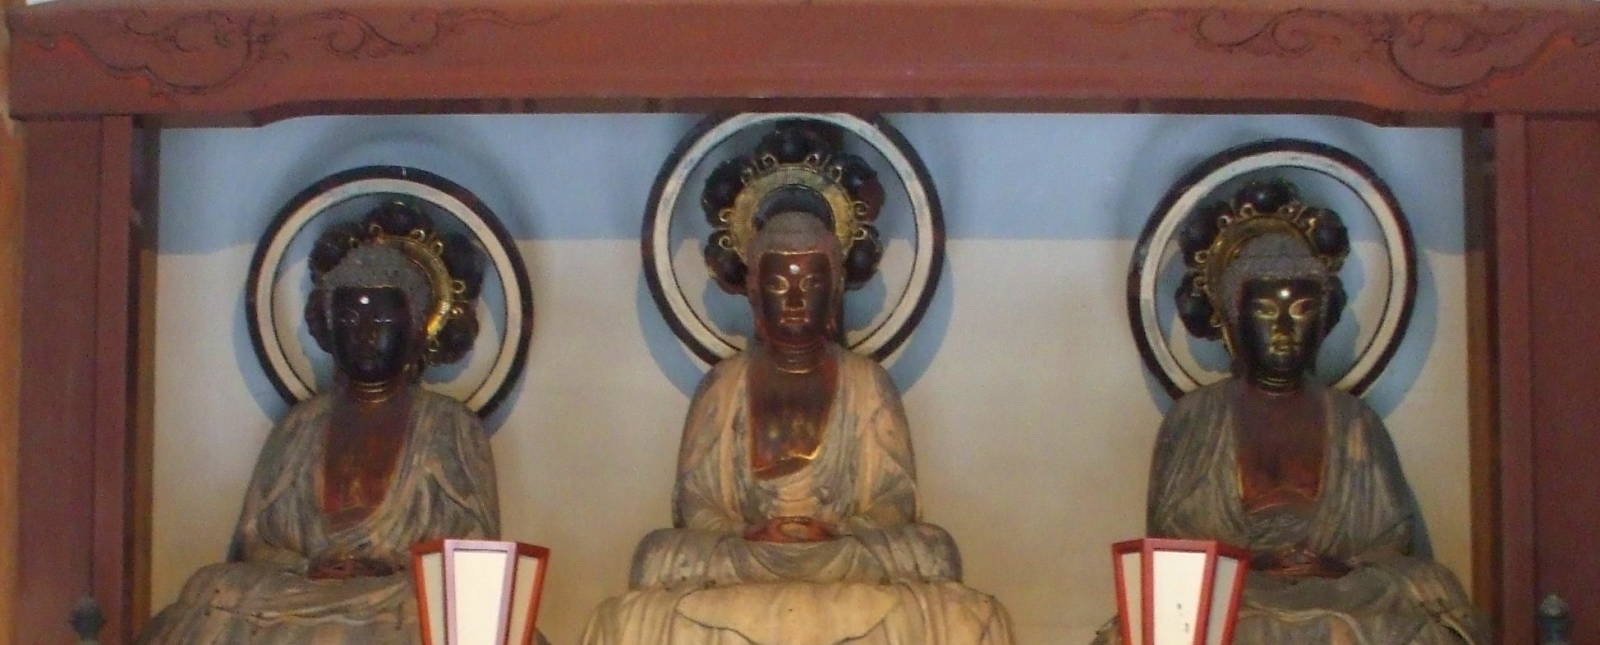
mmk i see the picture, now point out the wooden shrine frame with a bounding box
[7,0,1600,642]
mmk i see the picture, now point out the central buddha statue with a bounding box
[1096,180,1486,645]
[583,123,1014,645]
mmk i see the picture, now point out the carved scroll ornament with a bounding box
[9,2,1600,112]
[12,7,560,97]
[1185,7,1600,95]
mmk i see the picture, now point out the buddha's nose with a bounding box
[1275,311,1296,333]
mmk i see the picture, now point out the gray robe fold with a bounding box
[1095,380,1486,645]
[583,350,1014,645]
[141,388,499,644]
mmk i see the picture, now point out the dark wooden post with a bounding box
[1493,114,1600,645]
[19,117,143,644]
[0,3,24,639]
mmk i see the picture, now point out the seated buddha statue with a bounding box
[1096,180,1486,645]
[141,203,515,644]
[583,123,1014,645]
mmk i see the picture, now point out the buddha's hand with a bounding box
[743,516,839,543]
[308,555,399,580]
[1252,547,1352,579]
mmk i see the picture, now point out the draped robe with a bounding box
[140,388,501,644]
[1094,380,1486,645]
[582,350,1015,645]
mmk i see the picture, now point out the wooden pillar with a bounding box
[1492,112,1538,645]
[0,5,23,643]
[1493,114,1600,644]
[1463,119,1498,621]
[20,120,103,644]
[18,117,142,644]
[1524,117,1600,644]
[128,127,157,640]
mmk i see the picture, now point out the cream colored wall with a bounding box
[150,114,1469,644]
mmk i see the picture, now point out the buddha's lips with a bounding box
[1269,335,1296,354]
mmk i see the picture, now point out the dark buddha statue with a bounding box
[1229,275,1360,579]
[141,204,504,644]
[1096,180,1487,644]
[582,123,1014,645]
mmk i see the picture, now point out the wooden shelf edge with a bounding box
[8,1,1600,123]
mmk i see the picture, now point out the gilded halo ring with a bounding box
[644,113,944,363]
[246,166,533,416]
[1129,139,1418,398]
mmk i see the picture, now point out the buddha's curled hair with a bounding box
[303,201,485,365]
[747,211,845,268]
[315,244,432,331]
[1215,232,1346,335]
[701,120,886,293]
[1173,179,1350,340]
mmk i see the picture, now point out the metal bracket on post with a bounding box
[1539,594,1572,645]
[69,596,104,644]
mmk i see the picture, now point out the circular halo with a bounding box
[644,113,944,363]
[1128,139,1417,397]
[246,166,533,416]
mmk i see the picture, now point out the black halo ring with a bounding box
[643,113,945,364]
[1128,139,1417,398]
[246,166,533,417]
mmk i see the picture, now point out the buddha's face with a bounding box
[329,287,415,384]
[1235,277,1326,388]
[755,251,833,345]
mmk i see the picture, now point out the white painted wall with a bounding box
[152,113,1470,644]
